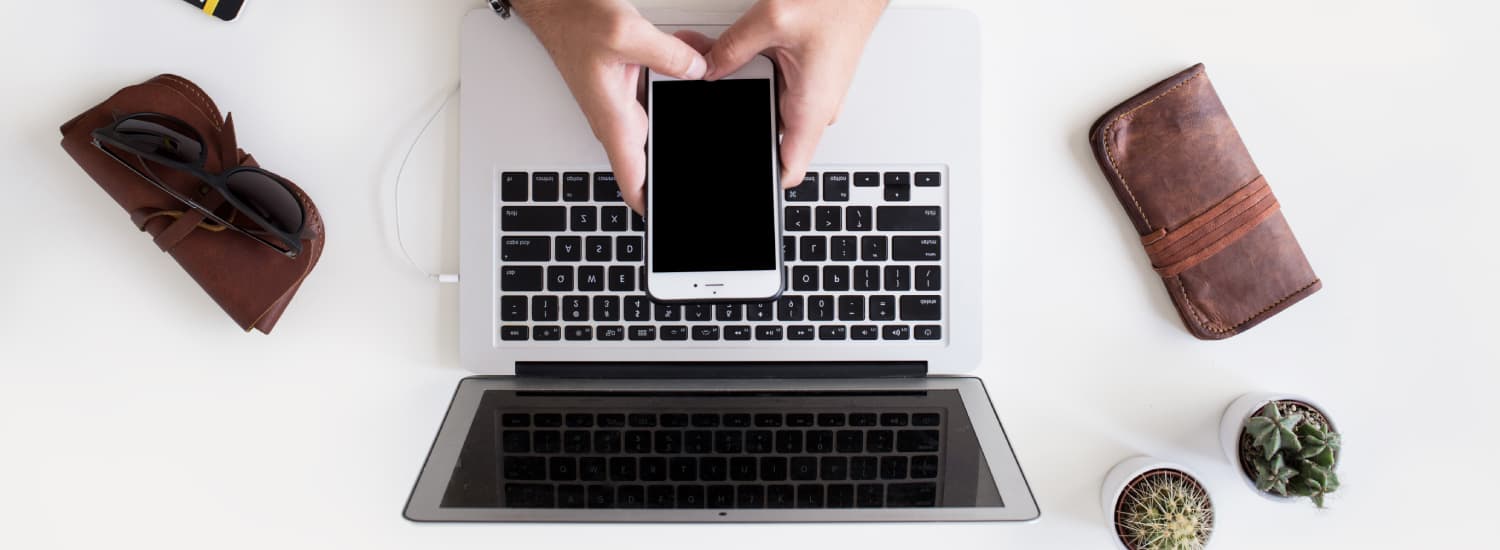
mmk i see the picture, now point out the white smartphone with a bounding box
[645,55,783,302]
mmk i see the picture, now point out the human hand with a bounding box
[512,0,708,213]
[701,0,889,187]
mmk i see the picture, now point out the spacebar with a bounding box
[877,206,942,231]
[502,206,567,231]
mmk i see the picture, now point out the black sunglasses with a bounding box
[91,113,308,257]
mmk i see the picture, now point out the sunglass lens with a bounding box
[225,170,304,235]
[115,115,204,163]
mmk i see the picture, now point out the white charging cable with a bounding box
[394,84,461,284]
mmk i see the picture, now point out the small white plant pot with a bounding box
[1101,456,1213,550]
[1219,392,1337,502]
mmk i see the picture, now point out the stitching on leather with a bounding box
[155,75,222,130]
[1176,276,1320,335]
[141,83,219,132]
[1225,278,1319,331]
[1102,69,1208,234]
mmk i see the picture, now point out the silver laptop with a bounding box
[404,8,1038,522]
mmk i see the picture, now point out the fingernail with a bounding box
[686,57,708,80]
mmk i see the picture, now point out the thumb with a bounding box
[704,16,776,81]
[616,22,708,80]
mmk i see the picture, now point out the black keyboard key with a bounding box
[606,266,634,293]
[897,430,939,452]
[760,457,788,481]
[628,414,656,427]
[707,485,735,508]
[669,455,696,482]
[821,456,848,480]
[831,236,857,261]
[824,266,850,291]
[594,431,621,453]
[913,413,941,426]
[730,457,756,481]
[555,236,582,261]
[562,296,589,322]
[881,413,909,427]
[676,485,704,507]
[856,484,884,507]
[786,173,818,201]
[500,325,529,341]
[881,456,909,480]
[501,266,543,292]
[725,325,752,340]
[648,485,674,508]
[501,206,566,231]
[501,172,528,202]
[838,295,864,321]
[916,265,940,290]
[587,485,613,508]
[624,296,650,322]
[504,483,555,508]
[746,430,773,453]
[533,325,561,341]
[532,172,560,201]
[662,326,689,340]
[777,296,803,322]
[581,457,607,481]
[562,172,590,201]
[786,413,814,427]
[547,266,573,292]
[900,296,942,321]
[501,236,550,262]
[611,457,638,481]
[881,325,910,340]
[534,414,563,427]
[564,430,591,452]
[915,171,942,187]
[502,430,529,453]
[654,302,681,322]
[585,236,611,261]
[550,457,578,481]
[876,206,942,231]
[601,206,629,231]
[884,172,911,202]
[818,325,847,340]
[854,265,879,291]
[504,456,546,480]
[579,267,604,292]
[884,266,909,291]
[887,483,937,507]
[776,431,803,454]
[915,325,941,340]
[692,325,720,341]
[725,414,751,428]
[800,236,827,261]
[851,325,879,340]
[617,485,645,508]
[624,431,651,454]
[640,458,667,481]
[756,326,785,340]
[501,414,530,428]
[818,413,846,427]
[755,414,783,428]
[861,236,888,261]
[853,172,879,187]
[534,430,561,453]
[797,484,825,508]
[850,413,877,427]
[846,206,872,231]
[767,485,795,508]
[737,485,765,508]
[893,236,941,261]
[789,326,815,340]
[701,458,728,482]
[716,431,744,454]
[632,212,645,231]
[911,455,940,479]
[686,304,712,322]
[684,430,711,453]
[715,303,742,321]
[558,484,587,508]
[692,414,721,428]
[827,484,855,508]
[791,266,818,291]
[807,430,835,453]
[807,295,835,321]
[850,457,878,480]
[594,296,620,322]
[649,431,679,455]
[785,206,811,231]
[594,172,622,202]
[816,206,842,231]
[783,236,796,261]
[617,236,643,261]
[501,296,527,322]
[823,172,851,201]
[629,326,657,341]
[570,206,597,232]
[867,430,894,453]
[599,414,626,428]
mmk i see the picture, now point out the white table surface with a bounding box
[2,0,1497,548]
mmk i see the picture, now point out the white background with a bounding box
[1,0,1496,548]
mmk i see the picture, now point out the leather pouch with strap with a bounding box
[1089,64,1320,340]
[58,74,324,334]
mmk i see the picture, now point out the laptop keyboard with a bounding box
[494,167,947,345]
[497,410,943,509]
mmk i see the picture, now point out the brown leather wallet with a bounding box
[59,74,324,334]
[1089,64,1320,339]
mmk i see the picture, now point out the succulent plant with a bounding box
[1244,402,1342,507]
[1117,471,1214,550]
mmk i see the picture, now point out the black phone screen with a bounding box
[650,79,778,273]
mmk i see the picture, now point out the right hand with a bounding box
[512,0,708,213]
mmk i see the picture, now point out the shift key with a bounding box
[877,206,942,231]
[501,206,567,231]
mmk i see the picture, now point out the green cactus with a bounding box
[1117,471,1214,550]
[1244,402,1341,507]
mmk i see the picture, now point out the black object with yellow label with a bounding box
[181,0,245,21]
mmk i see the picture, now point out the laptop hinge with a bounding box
[515,361,927,379]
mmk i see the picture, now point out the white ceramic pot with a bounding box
[1100,456,1213,550]
[1219,392,1336,502]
